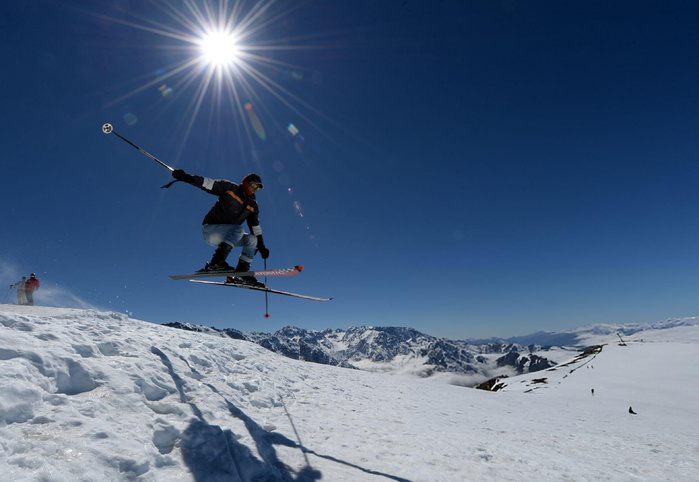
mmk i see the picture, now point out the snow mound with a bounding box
[1,305,698,481]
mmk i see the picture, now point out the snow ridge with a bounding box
[165,323,568,386]
[165,318,699,387]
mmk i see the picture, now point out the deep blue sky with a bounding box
[2,0,699,338]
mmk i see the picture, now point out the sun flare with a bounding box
[200,31,240,67]
[98,0,333,157]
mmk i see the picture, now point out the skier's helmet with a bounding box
[30,273,36,278]
[242,173,263,193]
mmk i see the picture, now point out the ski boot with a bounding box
[225,260,265,287]
[197,243,234,272]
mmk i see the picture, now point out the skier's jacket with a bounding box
[25,277,40,292]
[178,174,262,236]
[11,279,26,290]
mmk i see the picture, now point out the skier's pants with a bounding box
[202,224,257,263]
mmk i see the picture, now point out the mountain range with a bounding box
[163,317,699,386]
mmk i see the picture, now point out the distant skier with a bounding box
[11,276,27,305]
[172,169,269,287]
[24,273,40,306]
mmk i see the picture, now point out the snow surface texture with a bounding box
[1,306,698,481]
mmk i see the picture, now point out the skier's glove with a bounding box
[256,236,270,259]
[172,169,189,181]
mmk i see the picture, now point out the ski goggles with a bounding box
[248,180,264,190]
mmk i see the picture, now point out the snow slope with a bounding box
[1,305,698,481]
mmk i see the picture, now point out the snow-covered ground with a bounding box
[1,305,697,481]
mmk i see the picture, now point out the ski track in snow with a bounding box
[1,305,698,481]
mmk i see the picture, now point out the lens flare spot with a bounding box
[287,123,299,136]
[158,84,174,98]
[293,200,304,218]
[244,103,266,140]
[294,134,305,153]
[292,70,303,80]
[123,112,138,125]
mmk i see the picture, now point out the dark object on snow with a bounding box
[591,388,594,396]
[629,406,637,415]
[476,376,508,392]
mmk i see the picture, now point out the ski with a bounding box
[169,265,303,280]
[189,279,333,302]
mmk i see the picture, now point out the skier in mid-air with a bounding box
[172,169,270,287]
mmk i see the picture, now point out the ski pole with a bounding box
[263,259,270,318]
[102,123,174,172]
[2,286,14,304]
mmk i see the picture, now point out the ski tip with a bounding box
[296,265,304,272]
[264,313,270,318]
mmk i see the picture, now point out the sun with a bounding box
[199,30,240,67]
[97,0,334,155]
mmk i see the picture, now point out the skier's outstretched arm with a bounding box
[172,169,230,195]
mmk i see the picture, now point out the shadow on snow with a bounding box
[151,346,409,482]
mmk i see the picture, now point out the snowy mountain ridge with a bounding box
[163,323,566,386]
[163,317,699,387]
[488,316,699,347]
